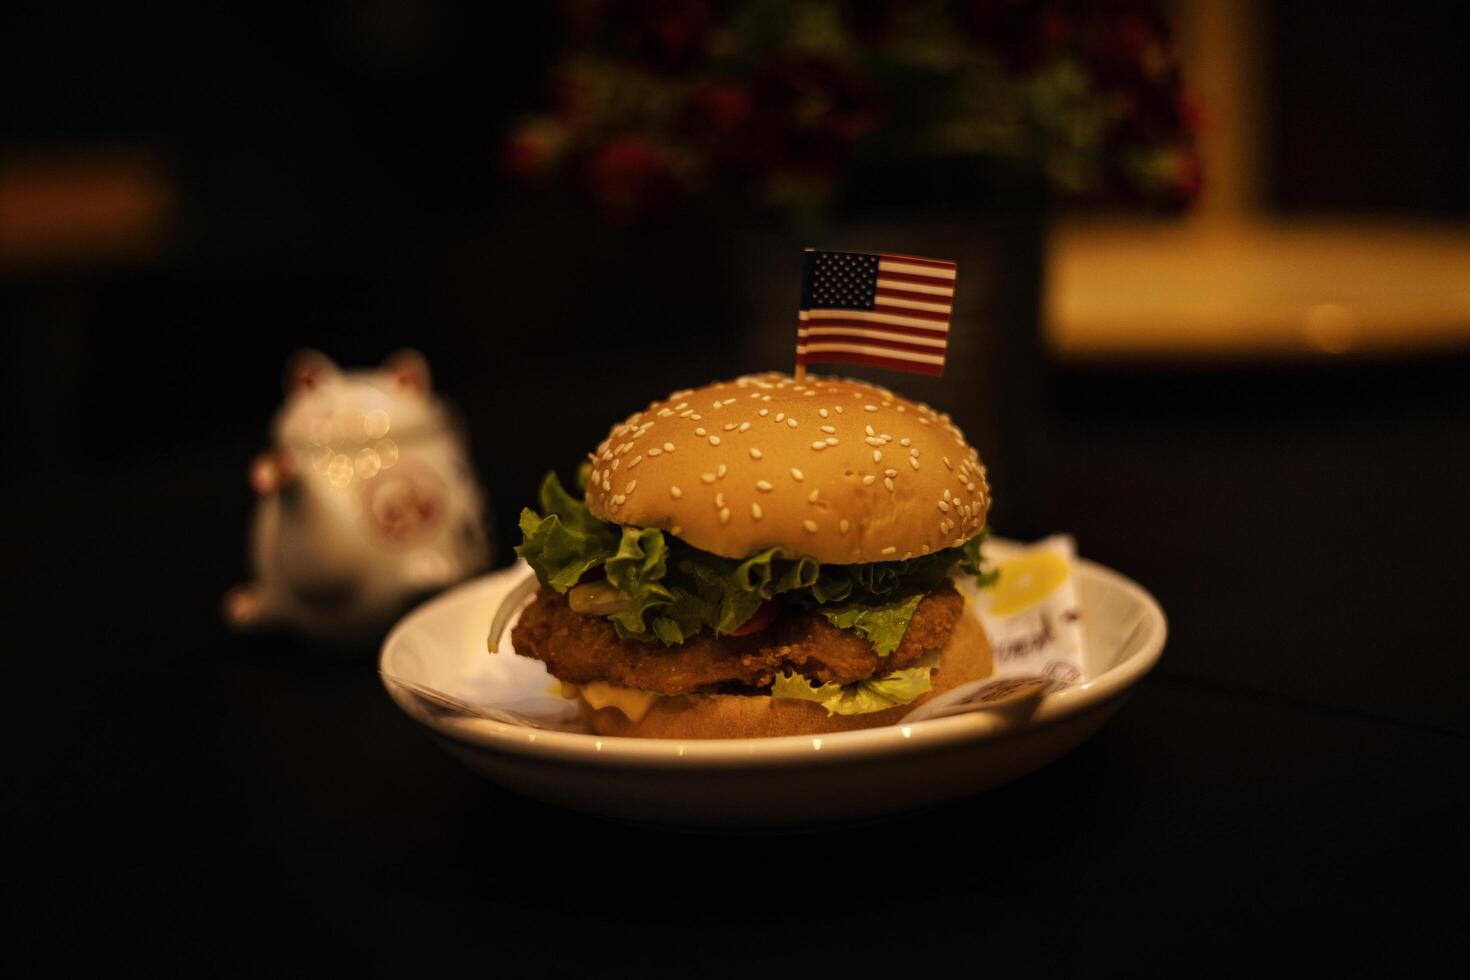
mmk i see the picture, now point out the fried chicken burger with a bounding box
[504,373,997,739]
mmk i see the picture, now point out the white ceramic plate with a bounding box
[380,540,1166,829]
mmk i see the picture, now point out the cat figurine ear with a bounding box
[285,349,340,393]
[381,349,431,393]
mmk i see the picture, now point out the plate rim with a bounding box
[380,542,1166,769]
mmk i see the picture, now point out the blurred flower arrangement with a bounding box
[506,0,1201,221]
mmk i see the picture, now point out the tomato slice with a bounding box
[729,597,784,636]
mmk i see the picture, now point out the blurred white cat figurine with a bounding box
[225,349,490,640]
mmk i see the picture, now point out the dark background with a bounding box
[4,2,1468,974]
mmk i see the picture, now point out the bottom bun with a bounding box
[579,610,993,739]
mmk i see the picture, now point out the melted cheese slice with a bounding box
[562,681,662,723]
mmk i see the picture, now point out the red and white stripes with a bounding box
[796,253,955,377]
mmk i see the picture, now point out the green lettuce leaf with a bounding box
[814,592,925,657]
[959,528,999,586]
[604,526,677,638]
[514,473,618,593]
[770,652,940,716]
[512,468,998,650]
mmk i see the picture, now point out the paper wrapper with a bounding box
[902,535,1086,721]
[396,536,1091,733]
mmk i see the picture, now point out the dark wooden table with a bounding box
[6,357,1466,975]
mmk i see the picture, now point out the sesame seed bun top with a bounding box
[584,373,990,564]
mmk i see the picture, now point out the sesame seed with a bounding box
[884,478,895,492]
[717,464,727,478]
[759,408,769,417]
[872,450,882,463]
[749,448,763,460]
[943,456,953,469]
[723,422,737,431]
[833,405,843,414]
[611,458,621,471]
[675,402,688,410]
[708,436,720,446]
[862,475,876,486]
[690,413,702,421]
[647,448,662,457]
[819,425,835,434]
[622,480,635,494]
[918,417,929,425]
[910,457,920,469]
[808,489,820,503]
[739,422,751,432]
[818,409,829,418]
[701,473,716,484]
[803,520,819,533]
[786,418,798,428]
[937,500,950,512]
[839,519,850,534]
[720,508,731,525]
[775,413,785,422]
[613,494,626,505]
[602,477,611,491]
[756,480,773,492]
[751,503,763,520]
[790,467,804,481]
[900,438,911,447]
[695,427,706,436]
[881,546,897,555]
[943,489,951,500]
[865,404,878,412]
[715,492,726,508]
[628,456,642,468]
[910,447,919,456]
[663,442,675,452]
[670,486,682,499]
[811,441,827,451]
[825,437,838,446]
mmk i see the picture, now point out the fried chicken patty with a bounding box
[510,581,964,695]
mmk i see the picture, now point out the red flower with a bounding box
[960,0,1069,69]
[581,136,681,218]
[740,53,886,175]
[679,83,752,159]
[504,121,565,181]
[570,0,716,71]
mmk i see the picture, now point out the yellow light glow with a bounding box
[356,447,382,480]
[365,409,391,440]
[376,438,399,469]
[327,453,354,487]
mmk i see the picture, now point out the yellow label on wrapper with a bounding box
[974,535,1086,684]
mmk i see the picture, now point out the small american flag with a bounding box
[796,249,956,377]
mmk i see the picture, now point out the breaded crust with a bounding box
[583,611,994,739]
[510,580,965,695]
